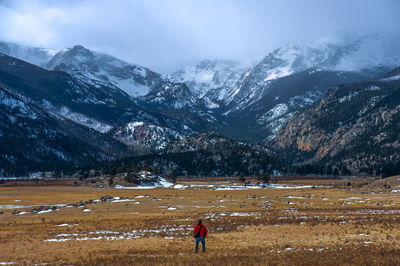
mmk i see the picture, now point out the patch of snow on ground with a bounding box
[111,199,136,203]
[229,212,257,216]
[38,209,54,214]
[114,185,156,190]
[55,223,78,227]
[173,184,188,189]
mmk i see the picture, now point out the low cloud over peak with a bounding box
[0,0,399,73]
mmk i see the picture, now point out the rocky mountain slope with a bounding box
[3,35,398,143]
[0,80,129,176]
[221,68,389,142]
[214,33,398,141]
[1,33,400,177]
[120,131,281,177]
[0,53,196,175]
[42,44,219,132]
[0,53,192,134]
[111,122,185,152]
[274,71,400,176]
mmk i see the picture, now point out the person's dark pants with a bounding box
[195,236,206,253]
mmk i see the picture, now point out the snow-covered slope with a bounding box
[112,121,185,150]
[0,41,58,67]
[45,45,166,97]
[42,102,113,133]
[380,66,400,82]
[225,33,400,112]
[331,34,400,71]
[139,82,200,109]
[168,60,248,108]
[0,42,168,98]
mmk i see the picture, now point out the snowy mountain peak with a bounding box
[168,59,249,107]
[45,44,165,97]
[0,41,168,98]
[252,33,400,83]
[71,44,90,52]
[224,33,400,111]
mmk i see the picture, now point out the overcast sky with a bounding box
[0,0,399,73]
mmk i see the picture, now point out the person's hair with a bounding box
[198,219,202,225]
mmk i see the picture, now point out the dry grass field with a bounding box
[1,176,400,265]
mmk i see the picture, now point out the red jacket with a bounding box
[193,224,207,237]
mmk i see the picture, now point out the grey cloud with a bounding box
[0,0,399,73]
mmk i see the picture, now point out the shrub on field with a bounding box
[239,173,246,183]
[257,173,271,185]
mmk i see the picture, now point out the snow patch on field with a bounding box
[55,223,78,227]
[114,185,156,190]
[44,224,193,242]
[0,204,66,209]
[38,209,54,214]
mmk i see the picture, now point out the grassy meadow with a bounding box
[1,177,400,265]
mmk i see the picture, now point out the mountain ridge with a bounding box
[1,33,400,176]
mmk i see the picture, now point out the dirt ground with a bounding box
[1,177,400,265]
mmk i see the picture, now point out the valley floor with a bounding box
[1,178,400,265]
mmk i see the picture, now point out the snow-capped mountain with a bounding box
[0,52,204,175]
[0,41,58,67]
[205,33,399,142]
[224,33,400,113]
[2,32,400,176]
[137,81,225,132]
[46,45,166,97]
[0,42,170,98]
[0,53,194,137]
[168,59,248,108]
[218,68,389,143]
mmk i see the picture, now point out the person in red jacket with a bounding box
[193,219,208,253]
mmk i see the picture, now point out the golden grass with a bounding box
[1,179,400,265]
